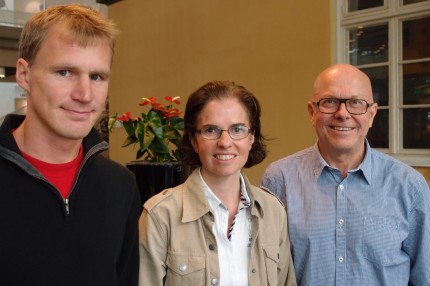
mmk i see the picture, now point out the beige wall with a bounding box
[416,167,430,186]
[107,0,430,186]
[0,48,18,67]
[108,0,332,185]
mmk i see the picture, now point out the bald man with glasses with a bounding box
[261,64,430,286]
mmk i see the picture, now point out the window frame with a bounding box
[335,0,430,167]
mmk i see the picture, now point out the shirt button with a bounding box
[339,218,344,225]
[209,244,216,251]
[339,185,344,190]
[211,278,218,285]
[252,269,257,273]
[339,256,344,263]
[179,264,187,272]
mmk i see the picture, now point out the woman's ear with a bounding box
[15,59,30,93]
[248,133,255,150]
[190,135,198,153]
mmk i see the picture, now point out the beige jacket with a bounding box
[139,169,296,286]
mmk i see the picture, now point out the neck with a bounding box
[319,145,366,178]
[13,120,83,164]
[201,169,242,207]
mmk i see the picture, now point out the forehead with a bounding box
[198,98,250,123]
[33,26,112,66]
[41,25,111,53]
[314,69,373,102]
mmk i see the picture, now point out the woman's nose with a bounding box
[217,130,232,147]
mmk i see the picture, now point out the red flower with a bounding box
[153,103,167,111]
[164,108,182,118]
[165,96,181,104]
[117,111,132,122]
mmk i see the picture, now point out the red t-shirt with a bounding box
[21,146,84,199]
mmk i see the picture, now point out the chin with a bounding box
[61,128,92,140]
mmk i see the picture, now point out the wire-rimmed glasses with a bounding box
[312,98,374,115]
[195,124,252,140]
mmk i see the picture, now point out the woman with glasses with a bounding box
[138,80,296,286]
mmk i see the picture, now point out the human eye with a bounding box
[321,98,338,106]
[349,98,365,106]
[202,125,220,135]
[230,124,247,135]
[90,73,104,81]
[57,70,70,77]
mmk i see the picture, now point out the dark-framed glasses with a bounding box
[195,124,253,140]
[313,98,374,115]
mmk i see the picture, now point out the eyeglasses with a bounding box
[195,124,253,140]
[313,98,374,115]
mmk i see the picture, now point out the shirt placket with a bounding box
[335,179,347,285]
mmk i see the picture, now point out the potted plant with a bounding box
[109,96,189,207]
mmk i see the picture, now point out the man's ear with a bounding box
[368,102,378,128]
[15,58,30,92]
[307,101,316,127]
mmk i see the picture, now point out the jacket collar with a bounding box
[181,169,265,223]
[0,114,108,163]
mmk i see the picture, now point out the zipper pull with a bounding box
[64,198,70,216]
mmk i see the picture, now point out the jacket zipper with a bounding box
[30,143,107,219]
[62,143,107,218]
[64,198,70,216]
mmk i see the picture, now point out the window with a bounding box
[337,0,430,166]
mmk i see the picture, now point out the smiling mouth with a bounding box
[331,126,354,131]
[214,154,236,161]
[63,107,93,115]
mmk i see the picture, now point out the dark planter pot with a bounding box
[126,161,190,210]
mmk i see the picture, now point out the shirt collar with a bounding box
[182,168,263,222]
[358,139,373,184]
[312,140,372,185]
[200,168,251,211]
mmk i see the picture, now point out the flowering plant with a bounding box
[109,96,185,162]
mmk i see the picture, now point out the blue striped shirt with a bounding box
[261,141,430,286]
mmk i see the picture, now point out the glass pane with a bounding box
[348,0,384,12]
[403,16,430,61]
[361,67,389,106]
[403,63,430,105]
[403,108,430,149]
[348,24,388,65]
[403,0,429,5]
[367,109,389,148]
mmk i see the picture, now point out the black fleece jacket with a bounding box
[0,114,140,286]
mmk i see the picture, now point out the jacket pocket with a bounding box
[362,216,402,266]
[263,245,279,286]
[165,252,205,286]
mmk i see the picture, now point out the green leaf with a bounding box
[122,121,136,136]
[122,135,137,148]
[108,114,118,132]
[172,149,181,161]
[169,138,181,148]
[140,127,154,152]
[149,138,170,154]
[163,127,181,140]
[170,117,185,130]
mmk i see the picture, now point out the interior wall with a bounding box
[107,0,430,186]
[107,0,332,185]
[0,48,18,67]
